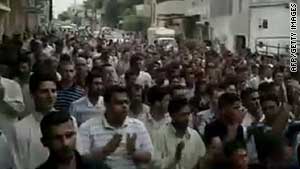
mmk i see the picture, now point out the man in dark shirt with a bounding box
[205,93,245,146]
[37,110,109,169]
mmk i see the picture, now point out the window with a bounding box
[262,19,268,29]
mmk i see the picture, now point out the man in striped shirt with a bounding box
[78,85,153,169]
[55,59,85,112]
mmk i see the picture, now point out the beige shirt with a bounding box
[152,123,206,169]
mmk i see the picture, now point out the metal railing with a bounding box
[255,36,300,56]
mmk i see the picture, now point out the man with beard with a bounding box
[14,54,34,119]
[152,97,206,169]
[69,72,105,126]
[37,110,110,169]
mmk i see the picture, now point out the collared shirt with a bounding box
[143,112,171,140]
[78,116,154,169]
[128,104,150,124]
[242,113,265,129]
[13,112,80,169]
[55,85,85,112]
[13,113,48,169]
[152,123,206,169]
[36,151,110,169]
[0,131,15,169]
[69,96,105,126]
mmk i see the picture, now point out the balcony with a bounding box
[250,0,294,7]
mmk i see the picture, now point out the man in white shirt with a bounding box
[69,72,105,126]
[0,130,15,169]
[129,53,152,89]
[13,71,59,169]
[78,85,154,169]
[0,76,24,143]
[146,86,171,139]
[152,97,206,169]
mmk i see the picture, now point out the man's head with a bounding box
[207,84,224,107]
[130,53,144,71]
[273,66,285,85]
[241,88,261,116]
[40,111,76,162]
[182,65,195,87]
[218,93,243,124]
[30,72,58,113]
[86,72,104,97]
[104,85,130,125]
[101,64,119,87]
[75,57,88,78]
[58,60,76,83]
[148,86,170,114]
[224,141,249,169]
[17,54,32,78]
[168,97,191,131]
[258,82,277,98]
[260,94,280,125]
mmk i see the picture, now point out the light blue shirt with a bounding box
[69,96,105,126]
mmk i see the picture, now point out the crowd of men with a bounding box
[0,30,299,169]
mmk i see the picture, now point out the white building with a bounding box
[198,0,299,54]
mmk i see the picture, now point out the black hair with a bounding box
[148,86,170,105]
[272,66,285,78]
[218,93,241,109]
[260,94,280,106]
[103,85,128,104]
[130,53,144,66]
[206,84,222,97]
[29,71,58,93]
[124,70,139,82]
[223,141,247,157]
[258,82,275,94]
[40,110,72,138]
[86,72,102,87]
[241,88,258,102]
[17,52,32,65]
[168,97,189,115]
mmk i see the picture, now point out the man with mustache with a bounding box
[37,110,109,169]
[152,97,206,169]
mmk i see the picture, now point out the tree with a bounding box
[58,11,71,21]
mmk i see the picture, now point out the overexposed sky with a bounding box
[53,0,84,18]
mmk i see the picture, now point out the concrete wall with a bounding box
[249,5,291,54]
[209,0,249,52]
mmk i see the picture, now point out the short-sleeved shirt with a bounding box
[152,123,206,169]
[78,116,154,169]
[55,85,85,112]
[69,96,105,126]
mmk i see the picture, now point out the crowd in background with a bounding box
[0,30,299,169]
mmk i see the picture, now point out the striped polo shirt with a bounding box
[55,85,85,112]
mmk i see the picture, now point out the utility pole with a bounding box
[49,0,53,28]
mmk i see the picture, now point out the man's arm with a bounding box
[0,80,24,118]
